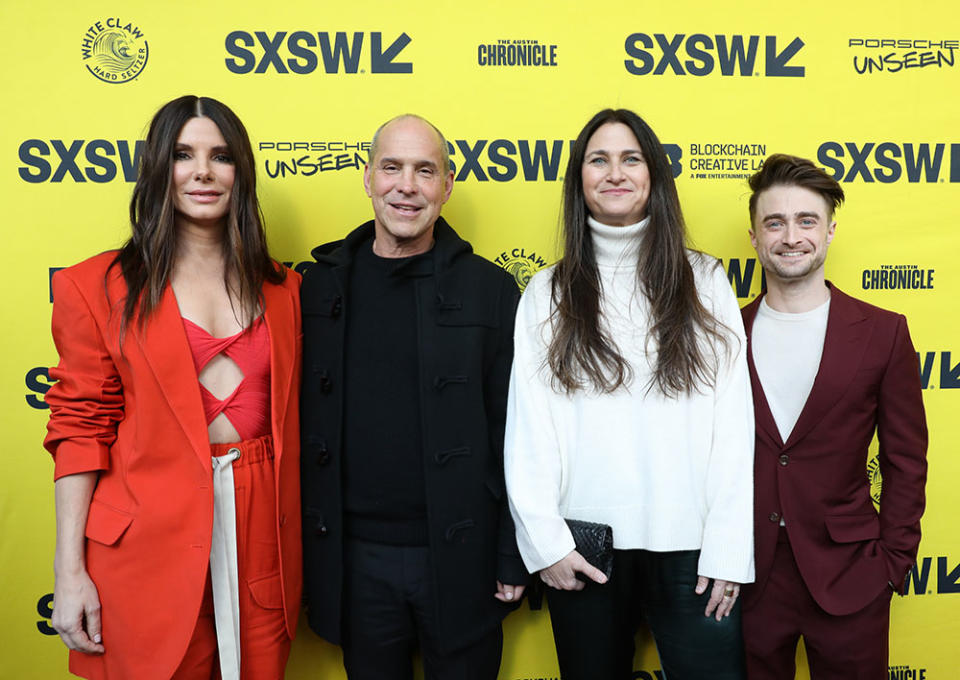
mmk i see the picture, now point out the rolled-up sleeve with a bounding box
[44,270,124,480]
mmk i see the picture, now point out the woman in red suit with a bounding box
[44,95,302,680]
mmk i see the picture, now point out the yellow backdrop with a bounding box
[2,0,957,677]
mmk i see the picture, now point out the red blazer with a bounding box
[44,251,302,680]
[741,283,926,616]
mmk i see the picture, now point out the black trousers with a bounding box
[546,548,745,680]
[341,539,503,680]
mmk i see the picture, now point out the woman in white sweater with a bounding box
[504,109,754,680]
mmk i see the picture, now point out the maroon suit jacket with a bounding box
[741,283,927,616]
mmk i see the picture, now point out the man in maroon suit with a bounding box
[740,154,927,679]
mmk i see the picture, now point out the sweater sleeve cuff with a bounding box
[696,537,755,584]
[517,521,576,574]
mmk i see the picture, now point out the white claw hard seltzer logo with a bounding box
[495,247,548,292]
[81,18,148,83]
[867,455,882,506]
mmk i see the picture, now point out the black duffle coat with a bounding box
[300,217,526,654]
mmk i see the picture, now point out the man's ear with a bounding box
[363,163,373,198]
[442,170,454,204]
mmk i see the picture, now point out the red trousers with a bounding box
[172,436,290,680]
[743,527,892,680]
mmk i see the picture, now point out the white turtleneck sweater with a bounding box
[504,216,755,583]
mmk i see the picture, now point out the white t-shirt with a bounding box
[752,296,830,443]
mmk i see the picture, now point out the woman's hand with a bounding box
[540,550,608,590]
[495,582,527,602]
[52,568,105,654]
[696,575,740,621]
[52,472,103,654]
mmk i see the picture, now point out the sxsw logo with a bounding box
[817,142,960,183]
[18,140,143,183]
[446,139,570,182]
[25,367,52,409]
[722,257,765,299]
[624,33,805,76]
[917,352,960,389]
[903,556,960,595]
[445,140,683,182]
[225,31,412,74]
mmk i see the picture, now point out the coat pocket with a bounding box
[436,304,499,328]
[84,499,134,546]
[247,571,284,610]
[825,513,880,543]
[302,294,342,318]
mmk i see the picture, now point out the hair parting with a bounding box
[112,95,283,330]
[548,108,730,397]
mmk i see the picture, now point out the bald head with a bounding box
[369,114,450,176]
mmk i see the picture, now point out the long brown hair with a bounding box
[114,95,283,328]
[548,109,729,397]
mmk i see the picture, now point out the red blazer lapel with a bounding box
[742,297,784,449]
[263,280,296,465]
[134,285,212,472]
[783,284,873,451]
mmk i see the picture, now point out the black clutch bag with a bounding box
[565,518,614,579]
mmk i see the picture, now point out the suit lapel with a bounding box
[742,299,784,449]
[263,280,295,465]
[783,285,872,450]
[135,285,211,472]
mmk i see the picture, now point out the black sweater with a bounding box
[341,238,433,545]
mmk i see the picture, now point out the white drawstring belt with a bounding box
[210,447,242,680]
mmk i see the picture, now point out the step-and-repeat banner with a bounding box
[2,0,956,677]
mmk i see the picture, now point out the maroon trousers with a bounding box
[743,528,892,680]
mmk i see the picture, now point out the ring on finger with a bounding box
[723,587,736,597]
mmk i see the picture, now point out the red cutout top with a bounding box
[182,316,271,441]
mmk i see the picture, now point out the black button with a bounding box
[318,451,330,466]
[779,454,789,466]
[316,523,328,537]
[769,512,781,523]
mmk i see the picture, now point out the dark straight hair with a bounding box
[113,95,283,328]
[548,108,729,397]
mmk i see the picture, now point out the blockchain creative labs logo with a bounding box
[80,18,148,83]
[477,38,559,67]
[861,264,935,291]
[494,248,549,292]
[686,142,767,181]
[257,140,371,180]
[849,37,956,75]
